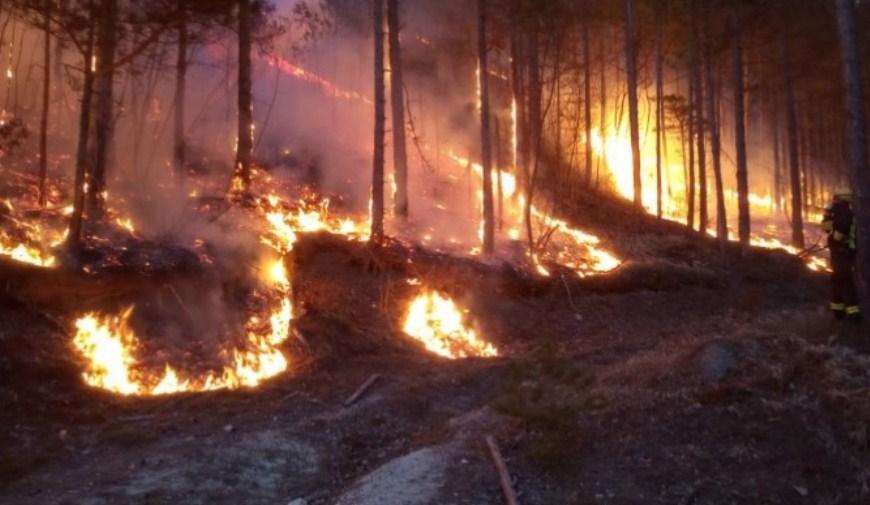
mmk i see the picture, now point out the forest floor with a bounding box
[2,190,870,505]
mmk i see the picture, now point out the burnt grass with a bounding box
[2,193,870,505]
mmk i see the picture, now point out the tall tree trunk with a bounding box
[88,0,118,220]
[234,0,254,198]
[173,1,188,177]
[733,5,750,246]
[38,0,50,207]
[598,36,606,187]
[654,4,663,218]
[835,0,870,302]
[478,0,494,255]
[687,64,696,230]
[524,28,541,251]
[67,16,96,250]
[783,34,804,247]
[371,0,386,244]
[494,116,504,230]
[53,0,67,96]
[691,1,707,234]
[387,0,408,217]
[510,28,527,193]
[553,38,562,189]
[624,0,642,207]
[705,35,727,245]
[583,15,592,187]
[773,99,783,213]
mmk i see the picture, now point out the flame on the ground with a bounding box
[257,191,369,254]
[0,238,56,267]
[72,258,293,395]
[0,200,61,267]
[402,290,498,359]
[590,127,830,271]
[445,151,621,277]
[70,187,370,396]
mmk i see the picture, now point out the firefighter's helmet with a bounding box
[834,188,854,202]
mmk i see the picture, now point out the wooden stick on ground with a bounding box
[485,435,519,505]
[343,374,381,407]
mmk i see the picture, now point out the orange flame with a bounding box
[402,290,498,359]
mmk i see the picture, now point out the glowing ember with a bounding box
[402,291,498,359]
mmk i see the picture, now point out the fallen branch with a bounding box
[164,284,196,325]
[343,373,381,407]
[485,435,519,505]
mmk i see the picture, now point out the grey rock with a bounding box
[697,340,738,383]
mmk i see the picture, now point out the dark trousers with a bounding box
[831,248,859,314]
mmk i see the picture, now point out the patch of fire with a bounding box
[401,289,498,359]
[71,257,293,396]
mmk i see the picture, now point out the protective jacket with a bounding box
[822,199,857,253]
[822,198,860,319]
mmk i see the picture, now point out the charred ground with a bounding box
[2,190,868,505]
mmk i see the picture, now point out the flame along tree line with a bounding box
[2,0,870,296]
[361,0,870,294]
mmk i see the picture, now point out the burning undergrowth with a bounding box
[0,165,622,398]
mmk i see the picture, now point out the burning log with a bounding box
[485,435,520,505]
[343,373,381,407]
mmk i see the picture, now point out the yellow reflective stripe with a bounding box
[833,231,846,242]
[831,303,846,311]
[822,220,834,232]
[847,306,862,315]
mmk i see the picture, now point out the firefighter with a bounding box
[822,190,861,323]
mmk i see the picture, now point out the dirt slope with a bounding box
[1,195,868,505]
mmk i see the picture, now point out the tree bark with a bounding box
[478,0,494,255]
[704,19,727,245]
[583,13,592,188]
[371,0,386,244]
[772,98,782,213]
[733,4,750,246]
[687,67,696,230]
[510,27,527,196]
[524,28,541,251]
[67,14,96,251]
[173,0,188,177]
[38,0,50,207]
[598,36,606,187]
[624,0,642,207]
[387,0,408,217]
[88,0,118,220]
[494,115,504,230]
[654,4,663,218]
[234,0,254,198]
[835,0,870,301]
[783,34,804,247]
[692,0,708,235]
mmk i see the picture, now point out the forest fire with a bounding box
[257,190,370,254]
[446,151,622,277]
[0,202,62,268]
[4,0,870,502]
[72,257,293,396]
[402,290,497,359]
